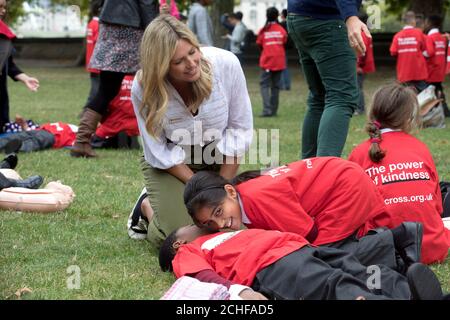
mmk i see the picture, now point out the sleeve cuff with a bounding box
[229,284,252,300]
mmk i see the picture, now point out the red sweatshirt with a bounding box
[86,17,100,74]
[390,26,428,82]
[235,157,393,246]
[426,29,447,83]
[40,122,76,148]
[357,32,376,74]
[173,229,309,286]
[0,20,15,39]
[349,131,450,264]
[95,75,139,138]
[256,22,287,71]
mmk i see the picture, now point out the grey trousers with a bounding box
[0,130,55,152]
[252,246,411,300]
[260,70,282,116]
[325,228,399,271]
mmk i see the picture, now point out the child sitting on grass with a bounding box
[349,83,450,264]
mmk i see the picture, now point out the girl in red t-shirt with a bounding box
[182,156,428,272]
[349,83,450,264]
[256,7,287,117]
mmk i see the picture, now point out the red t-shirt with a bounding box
[349,131,450,264]
[426,29,447,83]
[40,122,77,148]
[357,32,376,74]
[256,22,287,71]
[390,27,428,82]
[86,17,100,74]
[0,20,15,39]
[173,229,309,286]
[235,157,393,246]
[446,39,450,75]
[95,75,139,138]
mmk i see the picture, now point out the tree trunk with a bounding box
[409,0,446,26]
[210,0,234,48]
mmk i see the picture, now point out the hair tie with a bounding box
[373,121,381,130]
[370,138,381,144]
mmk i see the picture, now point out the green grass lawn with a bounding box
[0,64,449,299]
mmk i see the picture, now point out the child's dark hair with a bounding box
[426,15,443,29]
[229,11,243,21]
[366,83,418,163]
[183,170,261,222]
[159,229,179,272]
[90,0,103,18]
[262,7,279,30]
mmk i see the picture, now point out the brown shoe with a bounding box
[70,108,102,158]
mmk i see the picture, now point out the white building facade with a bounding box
[235,0,287,33]
[14,1,86,37]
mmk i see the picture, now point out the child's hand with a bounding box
[239,289,268,300]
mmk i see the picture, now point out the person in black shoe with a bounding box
[160,225,446,300]
[0,153,17,169]
[391,222,423,272]
[407,263,444,300]
[0,171,43,190]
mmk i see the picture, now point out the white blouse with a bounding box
[132,46,254,169]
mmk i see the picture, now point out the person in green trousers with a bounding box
[286,0,371,158]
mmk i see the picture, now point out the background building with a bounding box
[235,0,286,33]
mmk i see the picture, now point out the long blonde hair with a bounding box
[138,14,212,138]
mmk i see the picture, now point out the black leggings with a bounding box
[87,71,126,115]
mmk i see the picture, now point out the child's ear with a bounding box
[172,239,187,251]
[224,184,237,199]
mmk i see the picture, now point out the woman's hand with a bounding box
[346,16,371,56]
[15,73,39,92]
[239,289,268,300]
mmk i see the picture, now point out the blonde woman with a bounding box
[129,15,253,247]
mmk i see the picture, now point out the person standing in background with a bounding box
[279,9,292,91]
[355,11,375,116]
[424,15,450,117]
[223,12,247,64]
[188,0,214,46]
[70,0,159,158]
[390,11,428,92]
[0,0,39,133]
[287,0,370,159]
[257,7,287,117]
[84,0,102,114]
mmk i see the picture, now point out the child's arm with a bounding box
[193,269,267,300]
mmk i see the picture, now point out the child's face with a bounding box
[0,0,7,21]
[194,185,242,231]
[176,224,211,243]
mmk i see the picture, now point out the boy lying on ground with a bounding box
[159,225,447,300]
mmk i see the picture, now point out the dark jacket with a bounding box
[1,52,23,131]
[99,0,159,29]
[287,0,362,21]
